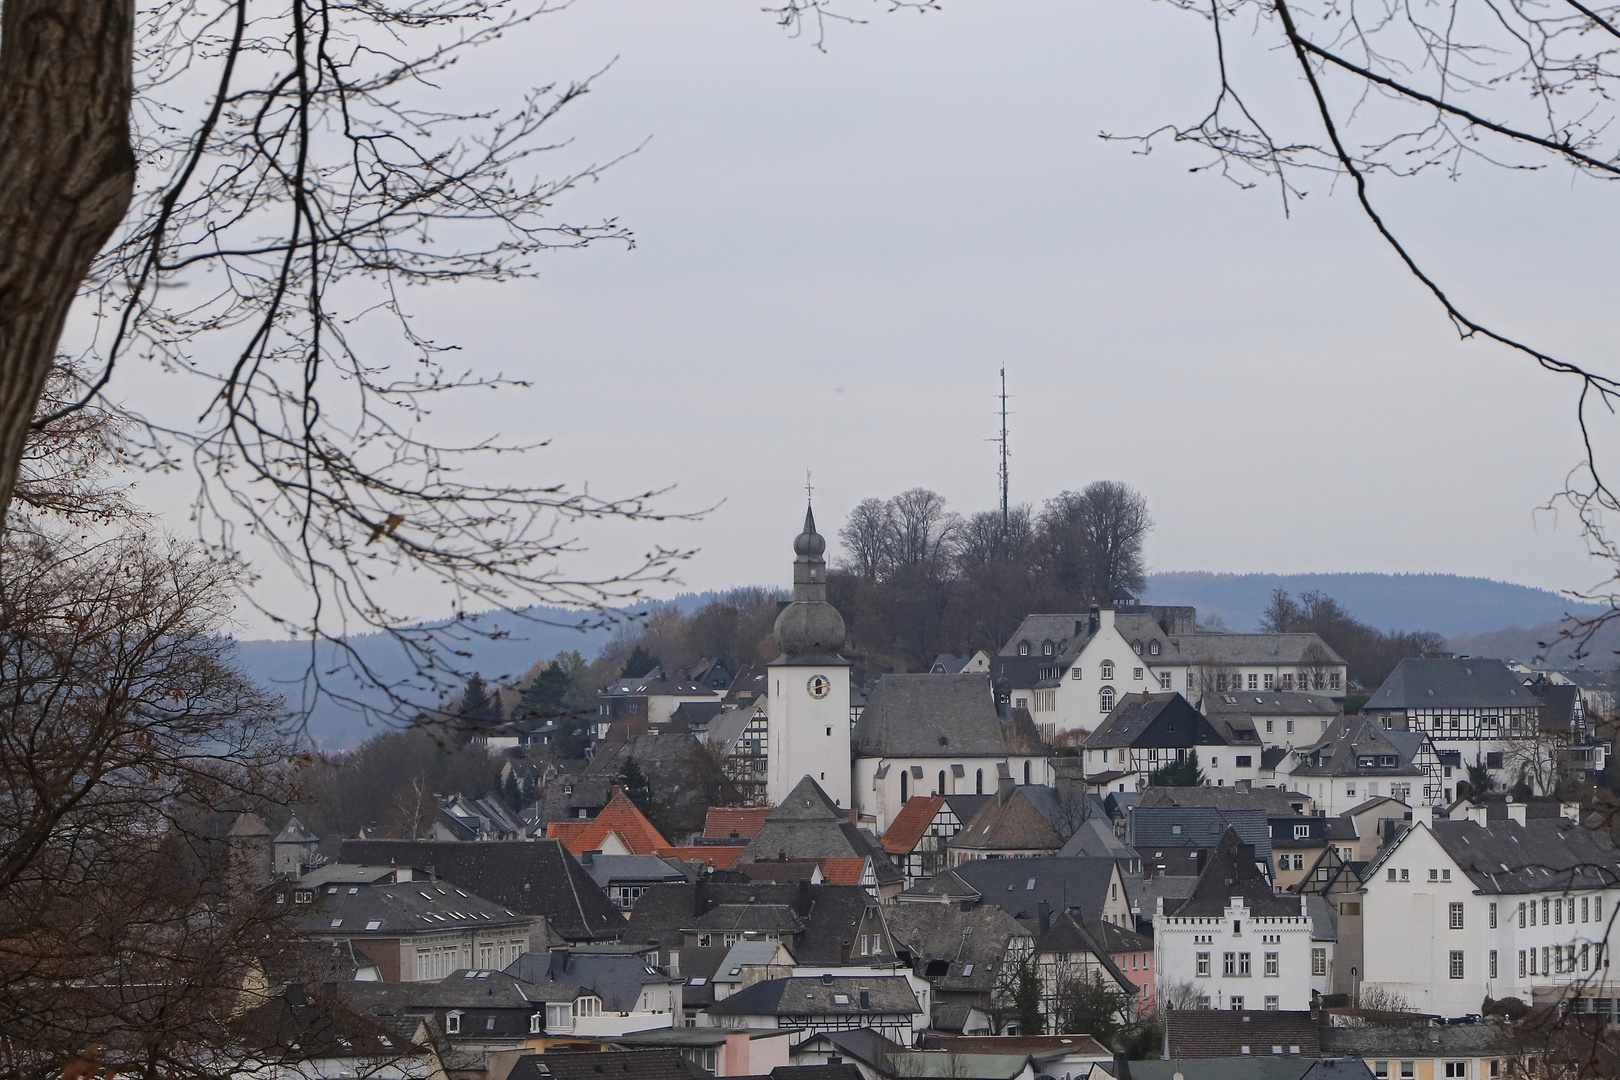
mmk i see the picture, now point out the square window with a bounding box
[1230,996,1244,1010]
[1265,996,1278,1010]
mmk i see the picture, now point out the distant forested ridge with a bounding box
[1144,572,1604,638]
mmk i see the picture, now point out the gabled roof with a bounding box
[1290,715,1426,777]
[705,976,921,1018]
[1137,785,1307,816]
[1365,657,1534,710]
[951,785,1099,853]
[1161,632,1345,668]
[1129,806,1273,861]
[894,868,980,904]
[1200,692,1341,717]
[337,838,622,941]
[706,806,774,841]
[1164,1009,1321,1058]
[885,903,1031,994]
[1428,815,1620,894]
[505,951,677,1012]
[1085,694,1229,750]
[622,881,889,966]
[1055,818,1138,862]
[291,877,529,937]
[740,777,902,886]
[882,796,946,855]
[580,854,690,890]
[517,1049,710,1080]
[547,789,669,855]
[1170,829,1299,918]
[1034,911,1136,995]
[948,857,1120,924]
[854,674,1049,758]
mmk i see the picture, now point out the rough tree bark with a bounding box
[0,0,135,527]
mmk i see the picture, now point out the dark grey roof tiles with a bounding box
[1428,816,1620,894]
[1170,830,1299,918]
[948,857,1120,923]
[1164,1009,1321,1058]
[1085,694,1229,750]
[705,976,921,1018]
[337,839,622,941]
[1365,657,1533,711]
[855,673,1050,759]
[1291,716,1426,778]
[1131,807,1273,861]
[1201,692,1341,717]
[622,882,887,966]
[504,951,674,1012]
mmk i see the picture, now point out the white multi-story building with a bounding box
[1153,831,1334,1011]
[997,608,1347,741]
[1081,692,1263,792]
[1280,715,1445,815]
[1359,803,1620,1016]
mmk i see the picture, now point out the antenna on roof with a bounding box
[987,368,1010,530]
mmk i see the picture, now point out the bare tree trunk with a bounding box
[0,0,135,524]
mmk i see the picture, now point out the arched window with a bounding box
[938,770,947,796]
[976,768,984,794]
[1100,686,1116,712]
[1100,660,1115,680]
[901,770,908,802]
[1023,760,1032,785]
[1018,641,1030,656]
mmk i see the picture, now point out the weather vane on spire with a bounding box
[805,469,813,502]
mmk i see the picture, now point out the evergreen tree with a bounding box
[1012,955,1046,1036]
[618,759,653,810]
[501,771,522,811]
[621,645,660,679]
[519,660,572,718]
[1148,749,1205,787]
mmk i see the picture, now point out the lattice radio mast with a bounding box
[997,368,1010,529]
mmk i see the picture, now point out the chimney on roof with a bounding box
[1466,803,1489,826]
[1412,805,1434,829]
[1235,779,1252,793]
[1088,606,1100,634]
[581,850,596,866]
[859,990,870,1011]
[1506,801,1527,826]
[694,878,708,918]
[1112,1051,1133,1080]
[998,774,1015,805]
[1194,849,1208,876]
[1038,900,1051,936]
[797,878,812,917]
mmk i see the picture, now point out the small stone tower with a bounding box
[225,811,274,893]
[766,504,853,808]
[273,815,321,879]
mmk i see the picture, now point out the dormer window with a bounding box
[1132,640,1143,655]
[446,1011,463,1034]
[1043,641,1054,656]
[530,1012,543,1034]
[1100,660,1115,680]
[1019,642,1030,657]
[1149,640,1161,656]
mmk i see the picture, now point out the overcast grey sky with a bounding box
[193,0,1620,631]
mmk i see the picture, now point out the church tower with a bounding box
[766,504,853,808]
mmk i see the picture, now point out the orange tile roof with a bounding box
[819,857,868,885]
[545,789,668,856]
[703,806,772,841]
[882,796,945,855]
[658,845,744,869]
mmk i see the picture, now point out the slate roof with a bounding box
[515,1049,710,1080]
[667,945,729,1007]
[931,654,975,673]
[233,986,425,1060]
[1056,818,1141,864]
[722,665,770,707]
[894,868,981,904]
[1137,785,1308,816]
[740,777,903,886]
[1170,830,1300,918]
[705,976,921,1018]
[944,857,1121,924]
[1033,911,1136,994]
[1291,715,1426,778]
[854,673,1049,758]
[798,1028,909,1070]
[943,794,993,827]
[1268,817,1356,848]
[1093,1062,1354,1080]
[686,903,804,934]
[883,796,946,855]
[580,854,690,890]
[337,838,622,941]
[1160,632,1346,668]
[884,1054,1040,1079]
[505,951,676,1011]
[1129,806,1273,862]
[669,700,725,730]
[290,877,529,937]
[885,903,1032,995]
[1318,1023,1521,1056]
[1424,815,1620,894]
[1200,692,1342,718]
[276,815,320,844]
[706,806,774,841]
[1365,657,1534,711]
[951,785,1105,853]
[1164,1009,1321,1058]
[622,881,888,965]
[296,863,399,888]
[1085,694,1229,750]
[1084,917,1154,953]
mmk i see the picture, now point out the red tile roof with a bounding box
[658,845,743,869]
[546,789,668,855]
[703,806,772,841]
[819,857,868,885]
[882,796,945,855]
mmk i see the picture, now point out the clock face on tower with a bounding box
[806,674,831,700]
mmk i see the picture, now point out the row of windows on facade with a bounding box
[1193,949,1329,977]
[1410,713,1528,733]
[1213,672,1341,692]
[1373,888,1606,935]
[1374,1063,1502,1079]
[414,940,528,981]
[899,762,1031,801]
[1094,748,1254,769]
[1519,943,1607,977]
[1019,639,1166,658]
[443,997,601,1036]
